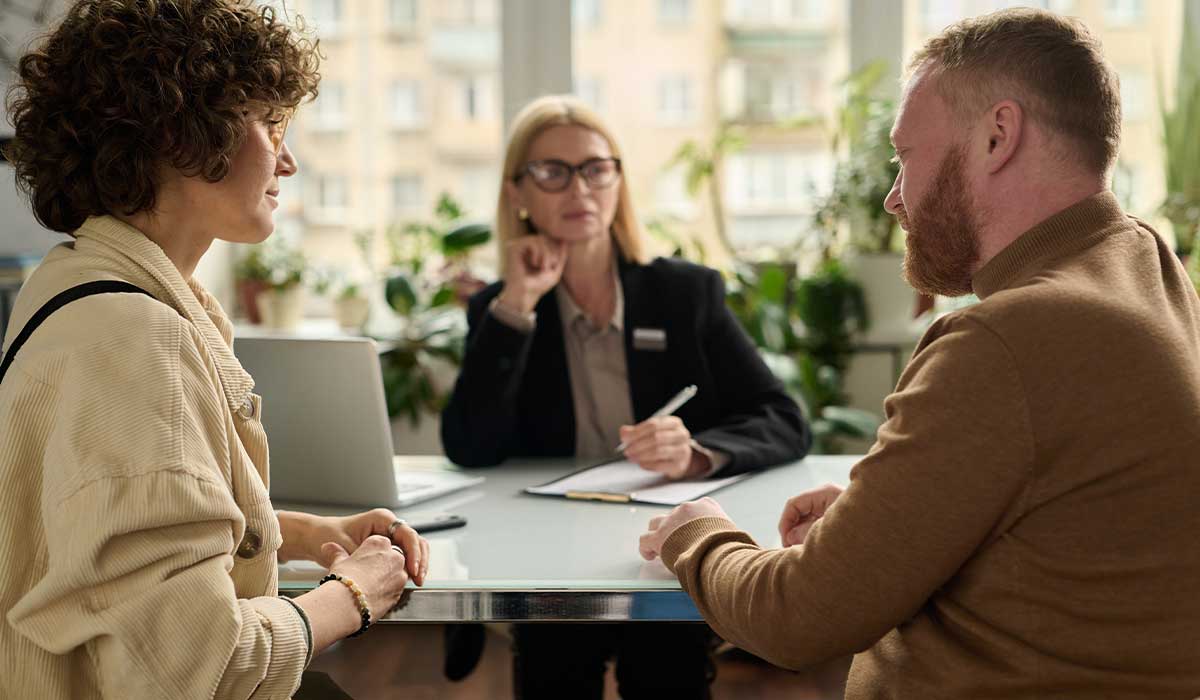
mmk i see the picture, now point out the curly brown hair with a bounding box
[5,0,321,233]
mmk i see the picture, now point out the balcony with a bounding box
[428,26,498,69]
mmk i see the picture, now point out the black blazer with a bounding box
[440,256,811,475]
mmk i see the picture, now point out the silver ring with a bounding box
[387,519,405,537]
[391,545,405,557]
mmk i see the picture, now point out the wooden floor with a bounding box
[310,625,851,699]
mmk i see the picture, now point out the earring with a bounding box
[518,207,529,220]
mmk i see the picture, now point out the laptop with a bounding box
[232,336,483,507]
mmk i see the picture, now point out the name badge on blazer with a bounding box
[633,327,667,351]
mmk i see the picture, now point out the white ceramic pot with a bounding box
[333,295,371,332]
[256,286,306,330]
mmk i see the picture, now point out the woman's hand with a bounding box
[497,235,567,313]
[619,416,708,480]
[281,508,429,586]
[292,510,428,653]
[323,534,410,623]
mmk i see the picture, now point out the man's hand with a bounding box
[620,416,706,480]
[777,484,844,547]
[639,497,733,561]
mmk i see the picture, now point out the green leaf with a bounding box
[757,264,788,305]
[435,192,464,221]
[442,223,492,255]
[429,284,456,309]
[385,273,418,316]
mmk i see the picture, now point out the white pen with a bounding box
[615,384,699,453]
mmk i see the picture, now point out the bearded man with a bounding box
[637,8,1200,699]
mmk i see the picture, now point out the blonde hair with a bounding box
[909,7,1120,174]
[496,95,649,277]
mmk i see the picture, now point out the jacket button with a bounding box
[237,529,262,559]
[238,397,255,419]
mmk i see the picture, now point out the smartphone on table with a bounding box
[403,512,467,534]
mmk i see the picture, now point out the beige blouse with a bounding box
[0,216,308,699]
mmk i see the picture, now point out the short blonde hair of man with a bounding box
[496,95,649,278]
[908,7,1121,175]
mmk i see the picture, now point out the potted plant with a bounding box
[813,61,921,336]
[233,246,271,324]
[380,193,491,427]
[236,237,308,330]
[725,255,879,454]
[333,281,371,332]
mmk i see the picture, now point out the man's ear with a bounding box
[983,99,1023,174]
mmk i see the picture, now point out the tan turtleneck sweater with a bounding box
[661,192,1200,699]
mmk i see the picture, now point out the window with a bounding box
[1112,161,1138,211]
[659,0,691,25]
[1104,0,1144,26]
[743,65,822,121]
[655,167,697,219]
[1118,67,1147,121]
[316,175,348,214]
[460,166,497,218]
[392,174,424,212]
[996,0,1075,10]
[725,151,833,245]
[458,75,495,121]
[389,0,418,32]
[726,0,827,26]
[445,0,496,26]
[657,76,694,125]
[725,151,831,210]
[310,82,347,131]
[309,0,344,37]
[390,80,424,129]
[919,0,960,33]
[573,0,603,30]
[574,76,605,113]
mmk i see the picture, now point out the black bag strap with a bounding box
[0,281,153,385]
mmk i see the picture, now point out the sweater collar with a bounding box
[74,216,254,415]
[972,191,1126,300]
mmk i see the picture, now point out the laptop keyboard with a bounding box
[395,481,435,494]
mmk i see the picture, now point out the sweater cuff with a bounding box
[249,596,311,697]
[661,516,751,573]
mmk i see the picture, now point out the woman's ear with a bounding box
[504,180,524,214]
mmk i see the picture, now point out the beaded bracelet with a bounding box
[318,573,372,638]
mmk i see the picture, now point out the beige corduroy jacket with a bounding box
[0,216,309,699]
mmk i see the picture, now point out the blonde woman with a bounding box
[0,3,427,698]
[441,95,810,698]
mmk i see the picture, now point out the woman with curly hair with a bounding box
[0,2,427,698]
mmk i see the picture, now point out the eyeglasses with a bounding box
[265,112,291,155]
[513,157,622,193]
[243,108,291,155]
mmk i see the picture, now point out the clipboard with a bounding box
[524,458,751,506]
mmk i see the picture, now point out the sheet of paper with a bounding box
[525,460,750,506]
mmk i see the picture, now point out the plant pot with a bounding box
[236,278,270,324]
[256,286,306,330]
[844,251,915,337]
[334,295,371,332]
